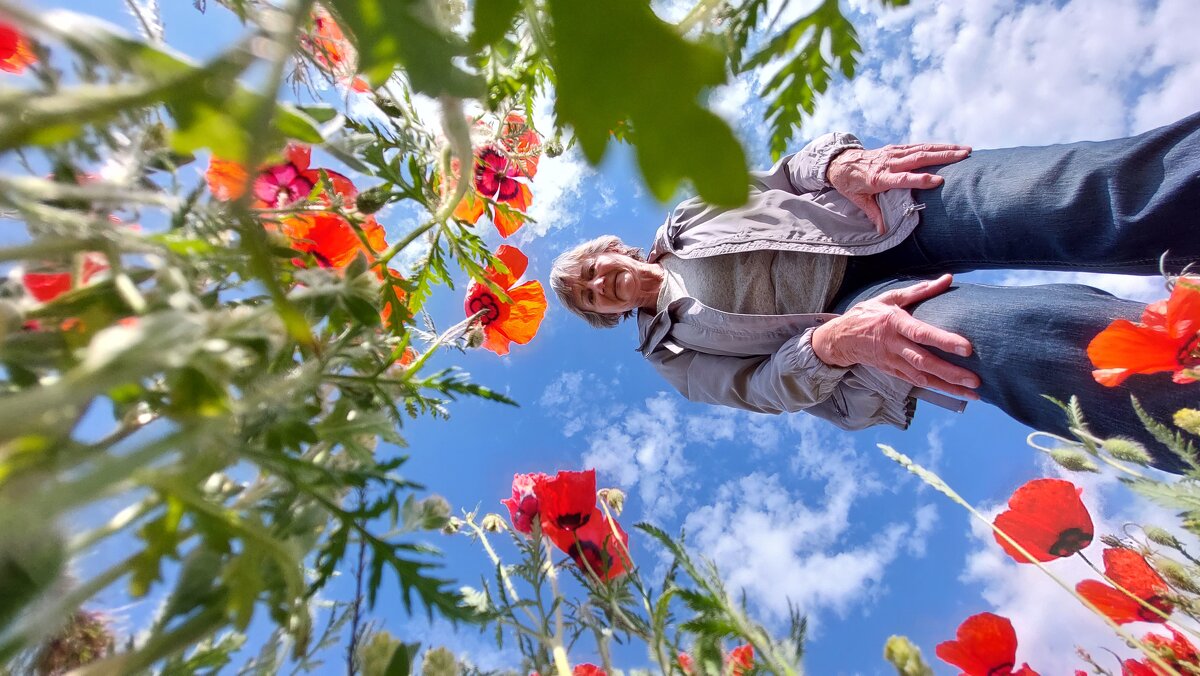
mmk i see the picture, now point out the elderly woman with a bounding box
[550,112,1200,473]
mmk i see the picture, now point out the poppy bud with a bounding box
[1153,555,1200,595]
[355,185,391,215]
[1049,448,1099,473]
[1145,526,1182,549]
[599,488,625,516]
[1175,408,1200,437]
[1104,437,1152,465]
[481,513,507,532]
[884,635,933,676]
[442,516,464,535]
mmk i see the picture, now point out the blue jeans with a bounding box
[832,112,1200,473]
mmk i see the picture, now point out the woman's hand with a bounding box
[827,143,971,234]
[812,275,981,399]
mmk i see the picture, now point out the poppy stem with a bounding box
[878,444,1186,676]
[542,538,575,676]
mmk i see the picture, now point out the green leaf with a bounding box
[325,0,482,97]
[297,103,341,124]
[1132,395,1200,471]
[547,0,749,206]
[744,0,861,159]
[471,0,522,49]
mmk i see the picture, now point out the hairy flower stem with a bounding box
[879,444,1184,676]
[539,537,574,676]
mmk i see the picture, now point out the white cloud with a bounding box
[681,418,939,628]
[517,147,594,241]
[808,0,1200,148]
[957,463,1200,673]
[991,270,1168,303]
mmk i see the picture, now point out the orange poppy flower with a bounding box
[1088,277,1200,386]
[463,244,547,356]
[545,507,629,581]
[0,21,35,74]
[1122,628,1199,675]
[993,478,1094,563]
[282,212,386,271]
[1076,548,1173,624]
[22,253,108,303]
[573,666,606,676]
[936,612,1040,676]
[727,644,754,676]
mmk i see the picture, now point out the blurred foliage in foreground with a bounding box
[0,0,898,672]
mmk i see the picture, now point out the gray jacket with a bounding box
[636,132,966,430]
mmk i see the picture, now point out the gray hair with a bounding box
[549,235,645,329]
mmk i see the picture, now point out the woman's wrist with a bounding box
[811,321,852,367]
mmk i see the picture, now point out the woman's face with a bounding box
[572,252,647,315]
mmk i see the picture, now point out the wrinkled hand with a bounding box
[827,143,971,234]
[812,274,980,399]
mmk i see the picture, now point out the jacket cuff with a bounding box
[783,327,850,397]
[787,132,864,193]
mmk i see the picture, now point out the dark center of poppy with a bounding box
[467,291,501,325]
[554,511,590,530]
[1137,594,1174,622]
[1179,332,1200,367]
[1048,527,1092,557]
[569,540,610,578]
[985,663,1014,676]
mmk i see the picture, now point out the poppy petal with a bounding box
[1088,319,1190,377]
[488,244,528,289]
[492,203,528,238]
[1076,579,1146,625]
[936,612,1021,676]
[206,157,249,201]
[493,281,547,345]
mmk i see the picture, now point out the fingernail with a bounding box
[956,346,970,357]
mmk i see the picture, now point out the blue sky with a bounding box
[19,0,1200,674]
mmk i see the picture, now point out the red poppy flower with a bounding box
[0,21,35,74]
[22,253,108,303]
[936,613,1040,676]
[545,507,629,581]
[678,653,695,675]
[1122,628,1200,675]
[281,212,387,271]
[501,472,549,535]
[206,144,356,208]
[1076,548,1173,625]
[992,478,1094,563]
[573,665,606,676]
[727,644,754,676]
[1089,277,1200,386]
[534,469,596,531]
[463,244,547,356]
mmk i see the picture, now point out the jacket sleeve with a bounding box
[644,327,850,415]
[783,132,864,193]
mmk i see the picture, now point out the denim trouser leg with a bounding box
[833,279,1198,473]
[842,111,1200,289]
